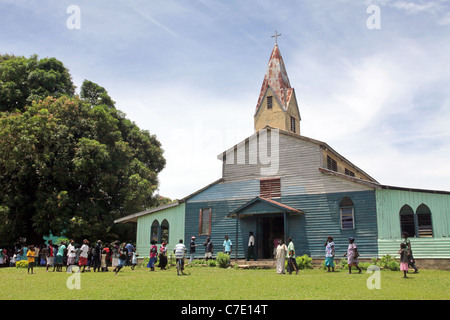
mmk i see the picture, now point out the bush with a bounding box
[372,254,400,271]
[15,260,28,268]
[216,252,230,268]
[207,259,216,267]
[387,260,400,271]
[338,258,348,269]
[296,254,313,270]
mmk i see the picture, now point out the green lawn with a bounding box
[1,265,449,300]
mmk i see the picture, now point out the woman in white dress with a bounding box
[275,239,288,274]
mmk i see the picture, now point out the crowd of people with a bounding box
[0,231,419,278]
[0,239,138,275]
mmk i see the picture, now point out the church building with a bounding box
[115,42,450,266]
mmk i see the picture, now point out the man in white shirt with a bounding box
[79,239,89,272]
[66,240,76,269]
[174,239,187,273]
[247,232,256,261]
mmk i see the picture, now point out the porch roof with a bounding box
[227,196,303,218]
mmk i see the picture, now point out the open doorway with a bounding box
[257,216,284,259]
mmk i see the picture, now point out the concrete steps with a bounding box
[234,259,276,269]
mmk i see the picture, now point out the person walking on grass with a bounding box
[79,239,89,273]
[113,243,128,275]
[286,237,298,275]
[223,235,232,256]
[203,237,214,261]
[92,240,102,272]
[189,236,198,265]
[27,245,36,274]
[131,249,138,270]
[174,239,187,274]
[324,236,335,272]
[147,240,158,271]
[55,241,66,272]
[398,243,409,278]
[66,240,76,270]
[402,232,419,273]
[158,242,167,270]
[343,237,362,274]
[45,240,55,272]
[275,239,287,274]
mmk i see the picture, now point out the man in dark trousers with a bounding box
[92,240,102,272]
[247,232,256,261]
[188,236,198,265]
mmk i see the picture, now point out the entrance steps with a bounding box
[234,259,276,269]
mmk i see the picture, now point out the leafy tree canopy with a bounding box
[0,54,76,112]
[0,54,167,244]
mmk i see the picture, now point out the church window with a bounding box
[399,205,416,237]
[267,96,273,109]
[345,168,355,177]
[416,204,433,237]
[260,178,281,199]
[161,219,170,244]
[150,219,160,243]
[290,116,296,133]
[327,155,338,172]
[199,208,211,235]
[340,196,355,230]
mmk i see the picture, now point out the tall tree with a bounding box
[0,54,75,112]
[0,55,166,244]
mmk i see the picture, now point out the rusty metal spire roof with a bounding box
[256,43,293,112]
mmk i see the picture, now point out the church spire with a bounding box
[254,41,301,135]
[255,43,292,112]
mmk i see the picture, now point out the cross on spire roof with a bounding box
[271,30,281,44]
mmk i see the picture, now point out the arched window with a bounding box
[161,219,170,244]
[340,196,355,230]
[416,204,433,237]
[150,219,159,243]
[399,205,415,237]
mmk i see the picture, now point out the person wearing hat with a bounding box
[343,237,362,274]
[189,236,198,265]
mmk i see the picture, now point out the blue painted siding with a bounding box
[281,191,378,258]
[188,180,260,202]
[184,190,378,259]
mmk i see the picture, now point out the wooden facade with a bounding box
[184,129,379,259]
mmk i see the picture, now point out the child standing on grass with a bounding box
[131,249,138,270]
[27,245,36,274]
[398,243,409,278]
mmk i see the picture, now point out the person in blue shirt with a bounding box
[223,235,232,255]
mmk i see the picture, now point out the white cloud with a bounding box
[390,1,443,14]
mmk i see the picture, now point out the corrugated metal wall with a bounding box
[136,203,185,258]
[376,189,450,258]
[185,190,378,259]
[184,131,379,259]
[282,191,378,258]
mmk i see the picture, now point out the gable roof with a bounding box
[217,126,379,184]
[227,196,303,218]
[114,179,223,224]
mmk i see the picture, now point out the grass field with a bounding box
[1,264,449,300]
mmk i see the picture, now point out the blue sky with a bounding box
[1,0,449,199]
